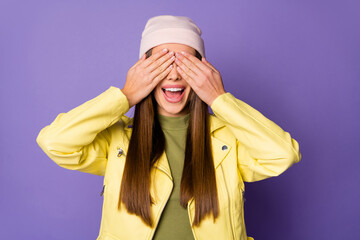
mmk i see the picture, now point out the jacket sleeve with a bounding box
[210,92,301,182]
[36,86,130,176]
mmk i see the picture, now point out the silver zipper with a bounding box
[221,165,235,239]
[100,185,105,197]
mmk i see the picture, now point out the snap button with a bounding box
[222,145,228,151]
[117,147,125,157]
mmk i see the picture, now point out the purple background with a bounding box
[1,0,359,239]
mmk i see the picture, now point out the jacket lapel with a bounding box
[153,152,173,180]
[211,136,231,169]
[209,114,230,169]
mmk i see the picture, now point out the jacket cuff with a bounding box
[106,86,130,125]
[210,92,237,116]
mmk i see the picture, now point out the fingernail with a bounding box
[181,51,186,55]
[162,48,168,52]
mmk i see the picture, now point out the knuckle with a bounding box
[144,67,151,74]
[136,68,143,75]
[205,68,212,75]
[198,78,206,87]
[161,68,169,75]
[135,65,143,72]
[144,71,151,80]
[157,65,166,73]
[154,75,162,83]
[148,72,155,80]
[206,75,212,82]
[155,60,162,68]
[162,55,170,62]
[159,64,166,71]
[168,57,175,63]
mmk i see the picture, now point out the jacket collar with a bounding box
[209,114,226,133]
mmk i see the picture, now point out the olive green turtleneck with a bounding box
[153,113,194,240]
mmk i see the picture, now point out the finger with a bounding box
[175,55,198,80]
[202,57,218,73]
[148,51,174,73]
[180,51,210,73]
[152,64,174,86]
[176,66,195,87]
[150,55,175,80]
[142,48,169,68]
[175,52,203,76]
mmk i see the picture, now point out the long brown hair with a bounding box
[119,48,219,227]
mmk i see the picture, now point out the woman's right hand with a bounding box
[121,48,176,108]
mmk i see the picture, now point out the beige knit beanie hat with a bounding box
[139,15,205,59]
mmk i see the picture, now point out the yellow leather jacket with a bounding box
[36,86,301,240]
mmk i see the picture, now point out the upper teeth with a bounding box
[164,88,183,92]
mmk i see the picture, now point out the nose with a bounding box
[166,61,181,81]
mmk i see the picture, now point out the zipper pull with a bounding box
[100,185,105,196]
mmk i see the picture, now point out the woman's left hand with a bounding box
[175,51,226,106]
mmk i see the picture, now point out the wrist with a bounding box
[209,91,226,107]
[120,88,135,108]
[208,90,226,106]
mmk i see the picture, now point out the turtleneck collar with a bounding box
[157,113,190,130]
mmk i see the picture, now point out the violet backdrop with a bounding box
[1,0,359,239]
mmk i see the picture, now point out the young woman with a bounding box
[37,15,301,240]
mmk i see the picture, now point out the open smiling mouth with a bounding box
[162,87,185,103]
